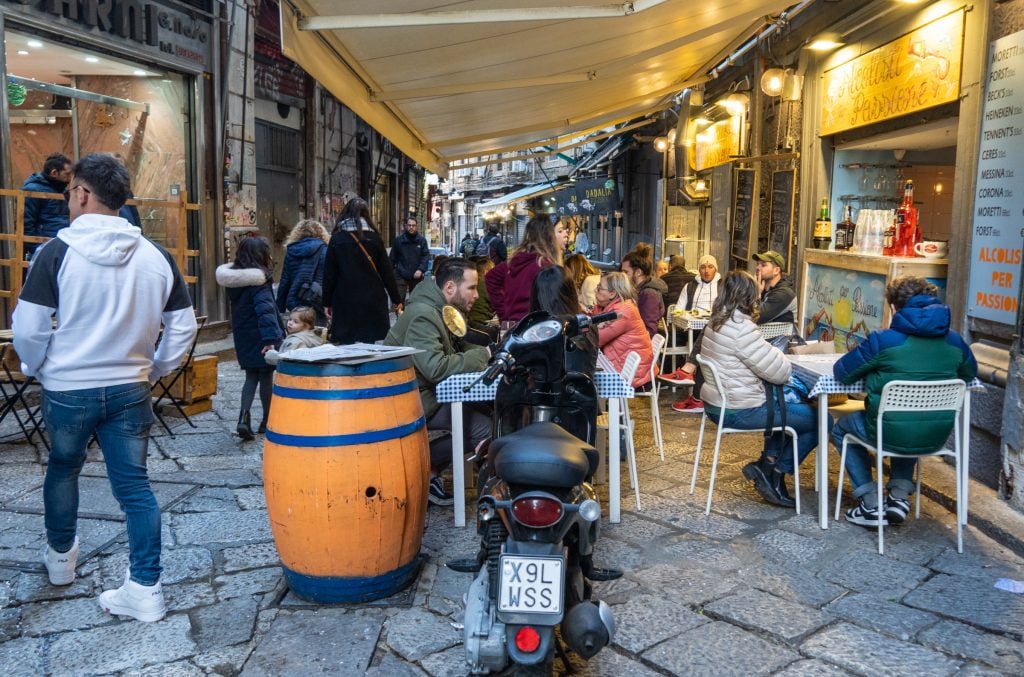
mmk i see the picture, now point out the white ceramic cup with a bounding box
[914,240,948,259]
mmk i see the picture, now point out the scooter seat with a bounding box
[491,422,597,488]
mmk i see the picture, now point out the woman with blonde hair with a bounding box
[592,272,654,388]
[276,219,330,322]
[564,253,601,311]
[492,214,568,323]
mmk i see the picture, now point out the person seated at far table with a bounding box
[621,244,666,338]
[701,271,827,508]
[660,255,696,310]
[832,276,977,528]
[592,272,654,389]
[384,258,492,507]
[753,250,797,325]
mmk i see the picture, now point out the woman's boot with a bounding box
[237,412,255,441]
[257,419,268,434]
[742,453,794,508]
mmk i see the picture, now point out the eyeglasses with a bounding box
[63,185,91,202]
[596,286,611,293]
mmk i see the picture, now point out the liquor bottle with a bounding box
[882,210,897,256]
[813,198,832,250]
[835,205,855,251]
[894,180,918,257]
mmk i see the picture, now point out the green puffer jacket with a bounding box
[384,280,489,419]
[834,294,977,454]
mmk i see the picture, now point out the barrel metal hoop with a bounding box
[272,380,417,400]
[282,556,422,603]
[276,358,412,377]
[265,416,426,447]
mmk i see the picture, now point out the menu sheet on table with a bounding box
[279,343,421,365]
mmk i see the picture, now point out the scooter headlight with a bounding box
[579,499,601,522]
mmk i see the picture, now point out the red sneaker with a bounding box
[658,368,695,386]
[671,396,704,413]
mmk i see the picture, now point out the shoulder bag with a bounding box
[295,244,326,309]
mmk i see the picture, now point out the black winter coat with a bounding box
[216,264,284,369]
[389,231,429,280]
[276,236,327,312]
[323,220,402,344]
[21,172,70,239]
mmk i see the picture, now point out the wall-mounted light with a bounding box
[933,182,943,195]
[718,92,748,116]
[694,179,707,192]
[807,33,844,52]
[653,136,671,153]
[760,68,787,97]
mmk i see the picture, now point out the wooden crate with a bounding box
[160,355,218,404]
[161,397,213,417]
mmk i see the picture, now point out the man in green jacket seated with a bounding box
[385,258,491,507]
[832,275,977,528]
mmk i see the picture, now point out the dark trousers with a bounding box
[397,276,422,302]
[426,402,492,470]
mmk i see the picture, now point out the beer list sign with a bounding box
[968,30,1024,324]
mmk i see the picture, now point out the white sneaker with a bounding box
[98,569,167,623]
[43,537,79,586]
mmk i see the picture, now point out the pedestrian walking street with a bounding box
[0,359,1022,676]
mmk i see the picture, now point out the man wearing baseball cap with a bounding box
[752,250,797,325]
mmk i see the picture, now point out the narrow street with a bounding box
[0,356,1022,675]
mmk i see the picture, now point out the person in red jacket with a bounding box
[493,214,566,324]
[593,272,654,388]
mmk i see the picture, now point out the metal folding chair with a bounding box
[0,343,49,451]
[152,316,208,435]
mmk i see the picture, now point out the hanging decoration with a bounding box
[7,81,28,107]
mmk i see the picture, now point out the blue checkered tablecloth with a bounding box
[436,371,634,403]
[789,353,984,398]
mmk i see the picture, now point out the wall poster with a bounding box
[803,263,886,353]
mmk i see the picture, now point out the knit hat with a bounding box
[698,254,718,268]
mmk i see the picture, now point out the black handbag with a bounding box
[295,245,325,309]
[763,379,788,459]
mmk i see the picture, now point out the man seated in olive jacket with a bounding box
[385,258,491,507]
[831,275,976,529]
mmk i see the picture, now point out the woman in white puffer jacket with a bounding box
[700,271,828,508]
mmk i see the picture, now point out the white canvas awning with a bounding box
[280,1,796,175]
[477,180,565,211]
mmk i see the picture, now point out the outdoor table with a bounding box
[788,353,983,530]
[670,314,708,356]
[436,370,634,527]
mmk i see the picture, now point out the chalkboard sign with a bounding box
[731,168,755,261]
[768,169,795,269]
[709,163,733,269]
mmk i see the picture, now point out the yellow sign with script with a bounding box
[695,117,740,171]
[820,11,964,136]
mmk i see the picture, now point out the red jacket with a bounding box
[498,251,554,323]
[594,298,654,386]
[484,261,509,320]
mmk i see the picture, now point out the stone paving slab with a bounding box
[0,512,124,567]
[917,619,1024,674]
[384,607,460,662]
[242,609,383,675]
[171,509,272,546]
[824,593,939,641]
[19,596,114,637]
[774,659,853,676]
[904,574,1024,636]
[47,614,197,674]
[3,476,195,519]
[802,622,961,676]
[99,546,214,586]
[641,620,800,675]
[191,596,260,651]
[747,570,847,608]
[817,549,931,598]
[630,562,742,606]
[610,592,709,653]
[704,588,832,643]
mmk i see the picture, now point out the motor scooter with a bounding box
[453,310,620,674]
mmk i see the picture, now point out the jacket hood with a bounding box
[406,275,446,310]
[642,276,668,294]
[23,172,66,192]
[287,236,326,258]
[890,294,951,338]
[57,213,141,266]
[508,250,543,277]
[216,263,270,288]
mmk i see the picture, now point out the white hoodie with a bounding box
[675,272,721,313]
[13,213,197,391]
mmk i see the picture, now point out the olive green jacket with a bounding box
[384,280,489,419]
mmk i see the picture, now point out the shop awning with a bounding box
[477,180,566,211]
[279,0,795,175]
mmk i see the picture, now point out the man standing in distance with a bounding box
[21,153,72,257]
[14,154,197,622]
[389,215,429,302]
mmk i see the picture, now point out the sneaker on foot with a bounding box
[671,396,704,413]
[428,476,454,506]
[43,536,79,586]
[884,494,911,524]
[98,570,166,623]
[845,500,889,528]
[658,368,695,386]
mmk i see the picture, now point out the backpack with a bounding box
[462,238,477,258]
[475,234,495,257]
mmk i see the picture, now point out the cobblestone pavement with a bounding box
[1,363,1023,676]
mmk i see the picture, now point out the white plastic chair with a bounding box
[758,322,796,340]
[660,304,690,376]
[690,354,801,516]
[635,334,666,461]
[834,379,967,555]
[596,351,642,510]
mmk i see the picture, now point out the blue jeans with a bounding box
[42,382,161,585]
[705,400,828,474]
[831,412,916,503]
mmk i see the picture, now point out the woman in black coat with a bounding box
[216,236,284,440]
[276,219,329,323]
[322,197,402,344]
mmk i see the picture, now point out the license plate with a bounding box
[497,555,563,615]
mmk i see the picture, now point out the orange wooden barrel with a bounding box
[263,357,429,602]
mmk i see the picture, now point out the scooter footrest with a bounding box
[446,558,480,573]
[587,567,623,581]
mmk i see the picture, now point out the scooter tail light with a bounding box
[515,626,541,653]
[511,497,563,527]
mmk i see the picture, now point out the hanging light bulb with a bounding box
[653,136,671,153]
[760,68,786,97]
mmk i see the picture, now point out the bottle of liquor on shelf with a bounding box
[894,180,918,257]
[834,204,855,251]
[882,210,898,256]
[813,198,832,250]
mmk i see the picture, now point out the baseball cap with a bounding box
[752,250,785,268]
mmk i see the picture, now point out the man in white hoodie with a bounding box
[13,153,197,622]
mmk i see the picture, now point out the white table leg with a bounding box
[962,390,971,526]
[818,392,829,530]
[451,401,466,527]
[609,396,621,523]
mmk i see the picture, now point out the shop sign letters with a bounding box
[968,29,1024,325]
[4,0,211,70]
[820,11,964,136]
[694,116,740,171]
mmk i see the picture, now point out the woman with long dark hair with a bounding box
[322,197,402,344]
[216,235,284,439]
[700,271,827,508]
[529,266,597,375]
[493,214,567,323]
